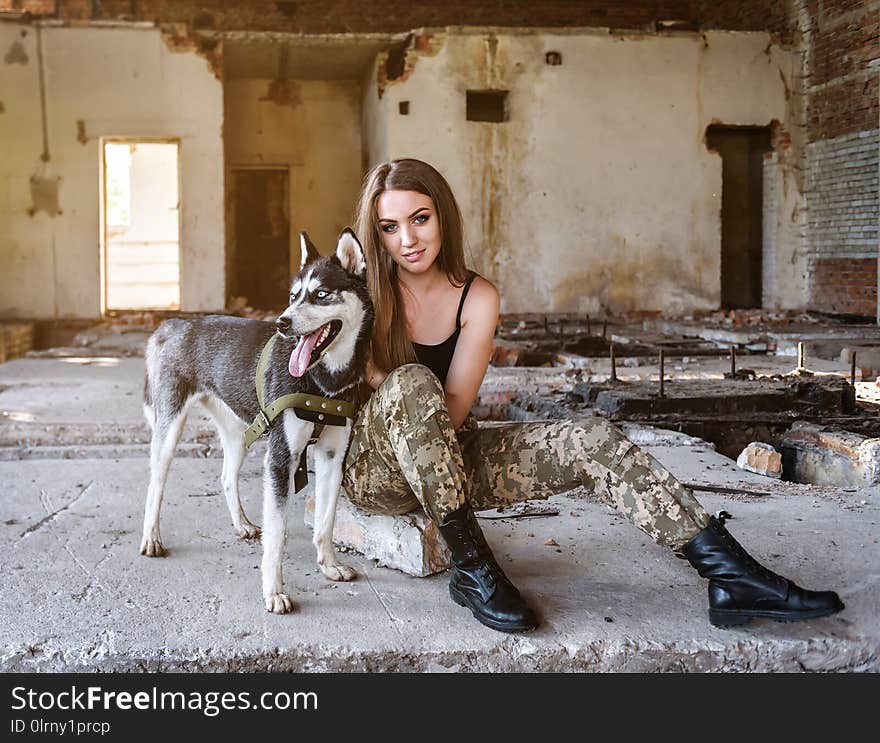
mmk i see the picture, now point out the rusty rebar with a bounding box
[797,341,805,370]
[730,345,736,377]
[659,349,665,398]
[851,351,857,386]
[610,343,617,382]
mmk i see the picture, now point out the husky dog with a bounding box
[140,229,373,613]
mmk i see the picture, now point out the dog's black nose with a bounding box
[276,316,291,334]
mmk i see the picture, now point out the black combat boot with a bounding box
[683,512,844,627]
[437,504,538,633]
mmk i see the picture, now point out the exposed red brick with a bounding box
[809,15,879,86]
[0,0,795,33]
[1,0,53,12]
[812,258,877,317]
[821,0,871,23]
[696,0,793,33]
[808,75,879,142]
[805,0,878,142]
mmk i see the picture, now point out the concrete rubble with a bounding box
[304,491,452,577]
[782,423,880,488]
[0,316,878,672]
[737,443,783,479]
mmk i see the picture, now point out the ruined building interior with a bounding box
[0,1,877,672]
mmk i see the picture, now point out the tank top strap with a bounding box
[455,272,477,329]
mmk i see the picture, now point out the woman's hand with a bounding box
[443,277,499,429]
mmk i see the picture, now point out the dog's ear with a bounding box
[299,231,321,270]
[336,228,366,276]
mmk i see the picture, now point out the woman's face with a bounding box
[376,189,441,275]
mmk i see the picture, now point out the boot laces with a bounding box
[466,521,513,587]
[714,513,783,584]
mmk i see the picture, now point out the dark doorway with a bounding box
[706,126,771,309]
[231,168,290,310]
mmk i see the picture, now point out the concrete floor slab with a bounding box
[1,455,877,672]
[0,356,214,448]
[0,344,878,672]
[0,351,857,451]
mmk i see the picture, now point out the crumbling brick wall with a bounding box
[803,0,879,317]
[696,0,794,35]
[4,1,873,318]
[0,1,794,33]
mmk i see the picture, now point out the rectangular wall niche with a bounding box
[466,90,509,122]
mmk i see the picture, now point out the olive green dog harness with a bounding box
[244,334,358,491]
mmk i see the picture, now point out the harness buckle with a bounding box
[258,409,270,435]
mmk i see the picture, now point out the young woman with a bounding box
[341,158,844,633]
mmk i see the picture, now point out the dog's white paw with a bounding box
[236,521,261,540]
[265,593,295,614]
[139,537,167,557]
[320,563,357,582]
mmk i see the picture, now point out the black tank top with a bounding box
[412,272,476,386]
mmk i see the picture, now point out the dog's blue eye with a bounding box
[316,290,328,299]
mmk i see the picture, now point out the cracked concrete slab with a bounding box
[0,356,217,450]
[1,455,877,672]
[0,353,877,672]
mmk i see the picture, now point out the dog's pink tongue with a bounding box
[289,326,324,377]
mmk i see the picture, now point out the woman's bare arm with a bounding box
[443,276,499,429]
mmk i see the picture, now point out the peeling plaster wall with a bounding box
[0,24,52,317]
[224,78,363,273]
[701,32,805,310]
[361,56,389,167]
[364,30,799,314]
[0,23,224,318]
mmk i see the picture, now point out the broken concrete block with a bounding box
[304,489,451,577]
[736,442,782,478]
[840,346,880,369]
[781,422,880,487]
[491,341,526,367]
[839,347,874,381]
[471,389,518,421]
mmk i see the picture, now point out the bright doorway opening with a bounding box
[102,140,180,311]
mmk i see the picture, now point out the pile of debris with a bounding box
[682,308,821,328]
[227,296,281,321]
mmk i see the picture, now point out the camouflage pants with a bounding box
[342,364,710,550]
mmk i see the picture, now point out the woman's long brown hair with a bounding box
[354,158,470,374]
